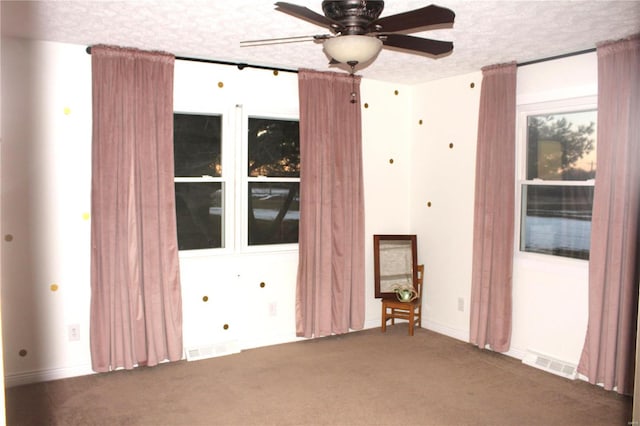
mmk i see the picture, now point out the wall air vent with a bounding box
[185,340,240,362]
[522,349,577,380]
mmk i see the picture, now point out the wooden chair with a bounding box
[381,264,424,336]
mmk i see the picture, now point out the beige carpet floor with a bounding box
[5,326,633,425]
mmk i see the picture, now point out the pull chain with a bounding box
[348,60,358,104]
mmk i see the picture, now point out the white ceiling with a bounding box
[2,0,639,84]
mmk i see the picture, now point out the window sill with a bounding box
[514,250,588,273]
[178,245,299,259]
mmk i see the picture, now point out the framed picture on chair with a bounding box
[373,234,417,299]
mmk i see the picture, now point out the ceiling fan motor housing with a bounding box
[322,0,384,35]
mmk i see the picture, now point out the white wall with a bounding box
[1,39,93,383]
[0,38,413,385]
[511,53,597,363]
[410,53,598,365]
[172,60,302,354]
[410,72,482,340]
[360,79,412,327]
[0,7,7,421]
[0,36,599,387]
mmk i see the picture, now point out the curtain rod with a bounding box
[85,46,299,74]
[86,45,597,74]
[173,46,597,71]
[517,48,596,67]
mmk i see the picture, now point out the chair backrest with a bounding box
[415,264,424,298]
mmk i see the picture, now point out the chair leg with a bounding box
[408,307,415,336]
[381,303,386,332]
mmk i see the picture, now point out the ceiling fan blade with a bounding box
[374,4,455,33]
[274,2,335,29]
[381,34,453,56]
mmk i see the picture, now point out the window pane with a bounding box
[526,110,596,181]
[248,118,300,177]
[520,185,593,260]
[175,182,223,250]
[174,114,222,177]
[248,182,299,245]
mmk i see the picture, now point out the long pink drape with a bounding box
[296,69,365,338]
[577,34,640,395]
[469,63,517,352]
[90,45,183,372]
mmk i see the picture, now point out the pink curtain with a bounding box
[469,63,517,352]
[577,34,640,395]
[90,45,183,372]
[296,69,365,338]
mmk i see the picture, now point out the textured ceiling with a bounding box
[2,0,639,84]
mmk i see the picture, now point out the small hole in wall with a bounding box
[389,158,394,164]
[364,103,369,108]
[419,119,423,125]
[260,282,266,288]
[202,296,209,302]
[50,283,59,292]
[218,82,224,88]
[470,82,475,88]
[223,324,229,330]
[427,201,432,207]
[19,349,27,357]
[273,70,279,76]
[4,234,13,242]
[449,143,454,149]
[394,90,399,95]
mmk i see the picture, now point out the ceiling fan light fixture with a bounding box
[323,35,383,64]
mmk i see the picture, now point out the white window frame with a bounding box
[515,95,597,264]
[176,105,299,256]
[239,107,300,253]
[174,107,236,257]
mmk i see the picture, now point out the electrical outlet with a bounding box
[68,324,80,341]
[457,297,464,312]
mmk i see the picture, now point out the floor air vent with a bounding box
[522,350,577,380]
[186,340,240,362]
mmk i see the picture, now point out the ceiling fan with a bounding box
[241,1,455,71]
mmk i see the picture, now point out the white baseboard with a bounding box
[239,333,303,351]
[5,363,95,388]
[5,322,527,388]
[363,318,382,330]
[423,319,469,342]
[505,346,527,360]
[423,319,527,361]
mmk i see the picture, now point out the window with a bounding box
[174,112,299,251]
[518,104,597,260]
[247,117,300,246]
[174,113,224,250]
